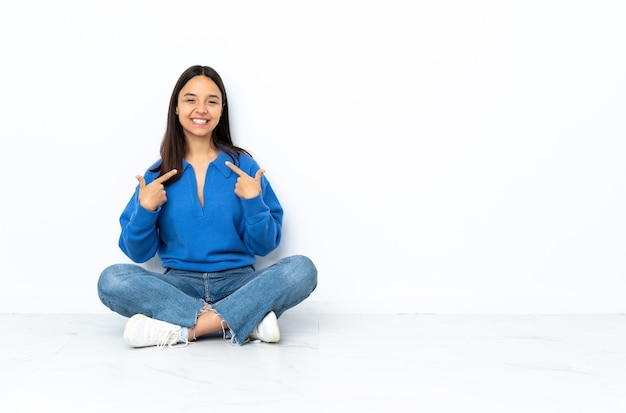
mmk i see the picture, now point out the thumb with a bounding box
[135,175,146,189]
[254,169,266,181]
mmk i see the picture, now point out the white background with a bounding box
[0,0,624,314]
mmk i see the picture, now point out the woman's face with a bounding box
[176,75,223,140]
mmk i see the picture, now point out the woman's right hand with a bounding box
[136,169,178,211]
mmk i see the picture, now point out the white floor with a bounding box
[2,312,626,412]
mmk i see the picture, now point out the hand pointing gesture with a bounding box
[136,169,178,211]
[225,161,264,199]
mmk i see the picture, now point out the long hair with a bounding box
[151,65,250,185]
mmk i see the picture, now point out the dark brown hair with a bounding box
[151,65,250,185]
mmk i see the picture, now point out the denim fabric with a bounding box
[97,255,317,345]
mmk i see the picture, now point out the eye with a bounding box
[185,99,196,103]
[209,100,219,105]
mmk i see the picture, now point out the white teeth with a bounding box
[192,119,208,124]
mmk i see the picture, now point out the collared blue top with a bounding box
[118,150,283,272]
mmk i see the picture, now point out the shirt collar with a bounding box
[213,151,235,177]
[181,150,234,178]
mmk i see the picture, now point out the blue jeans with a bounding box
[97,255,317,345]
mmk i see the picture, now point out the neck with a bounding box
[185,136,218,160]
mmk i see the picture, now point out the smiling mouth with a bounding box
[192,119,208,125]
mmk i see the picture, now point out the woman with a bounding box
[98,65,317,348]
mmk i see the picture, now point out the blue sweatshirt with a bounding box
[118,150,283,272]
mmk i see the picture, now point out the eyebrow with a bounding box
[182,92,221,99]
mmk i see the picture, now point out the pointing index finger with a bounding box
[225,161,246,177]
[154,169,178,183]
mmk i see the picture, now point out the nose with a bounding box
[195,103,209,114]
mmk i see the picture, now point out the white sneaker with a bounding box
[123,314,188,348]
[249,311,280,343]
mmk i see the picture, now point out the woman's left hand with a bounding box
[225,161,264,199]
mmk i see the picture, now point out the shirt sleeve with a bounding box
[239,174,283,256]
[118,186,161,263]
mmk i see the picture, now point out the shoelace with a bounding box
[155,329,189,349]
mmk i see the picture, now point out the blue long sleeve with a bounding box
[118,151,283,272]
